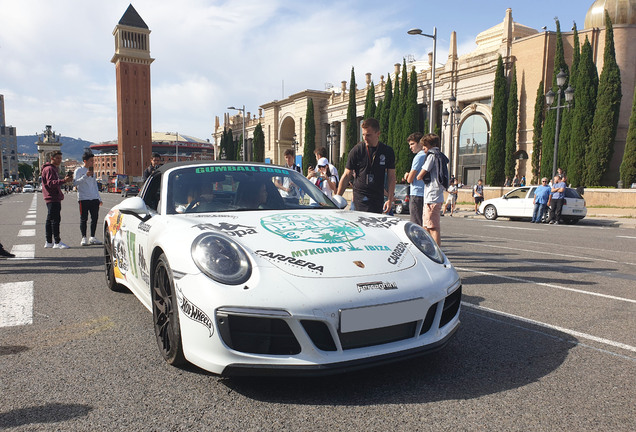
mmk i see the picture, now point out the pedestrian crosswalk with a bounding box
[1,194,37,327]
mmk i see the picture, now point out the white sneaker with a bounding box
[89,237,103,245]
[53,242,70,249]
[44,241,54,248]
[81,237,88,246]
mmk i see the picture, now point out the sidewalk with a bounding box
[452,204,636,228]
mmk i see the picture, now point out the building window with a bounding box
[457,114,489,186]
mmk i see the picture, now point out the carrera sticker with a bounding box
[176,288,213,337]
[357,281,398,293]
[255,250,324,274]
[388,242,409,266]
[260,214,365,250]
[193,222,257,238]
[356,216,400,229]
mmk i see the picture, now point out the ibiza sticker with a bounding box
[260,214,365,250]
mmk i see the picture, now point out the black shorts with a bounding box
[474,196,484,204]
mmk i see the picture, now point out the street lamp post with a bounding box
[408,26,437,133]
[545,69,574,179]
[442,95,461,177]
[228,105,246,161]
[175,132,179,162]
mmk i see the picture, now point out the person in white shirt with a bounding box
[73,151,103,246]
[443,178,458,216]
[309,157,337,198]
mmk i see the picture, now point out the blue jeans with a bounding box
[532,202,547,222]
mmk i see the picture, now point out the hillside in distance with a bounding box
[17,135,95,161]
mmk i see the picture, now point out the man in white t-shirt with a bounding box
[275,149,301,199]
[443,178,458,216]
[416,134,444,245]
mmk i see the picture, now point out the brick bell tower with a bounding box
[111,4,154,178]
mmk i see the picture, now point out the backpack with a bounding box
[423,149,450,190]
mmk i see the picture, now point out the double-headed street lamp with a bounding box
[408,26,437,134]
[228,105,246,161]
[545,69,574,179]
[442,95,462,177]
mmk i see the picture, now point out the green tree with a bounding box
[303,98,317,174]
[486,55,507,186]
[364,81,376,119]
[568,37,598,188]
[505,65,519,180]
[619,82,636,187]
[541,19,569,180]
[388,67,401,148]
[345,67,358,155]
[252,123,265,162]
[557,23,580,171]
[396,65,419,178]
[18,163,34,181]
[531,81,545,184]
[587,10,622,186]
[379,74,392,144]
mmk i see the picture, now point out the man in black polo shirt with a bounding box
[336,118,396,213]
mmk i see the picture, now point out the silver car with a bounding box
[479,186,587,224]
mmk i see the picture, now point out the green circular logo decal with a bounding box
[260,214,365,249]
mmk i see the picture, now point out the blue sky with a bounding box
[0,0,588,145]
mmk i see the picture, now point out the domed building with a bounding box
[215,1,635,187]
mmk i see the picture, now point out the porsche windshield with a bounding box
[166,164,338,214]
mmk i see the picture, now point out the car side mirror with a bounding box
[119,196,151,221]
[331,195,348,209]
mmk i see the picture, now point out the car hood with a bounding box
[179,210,418,278]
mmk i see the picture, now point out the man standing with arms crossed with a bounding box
[74,151,103,246]
[548,175,567,225]
[41,151,73,249]
[403,132,425,225]
[336,118,396,214]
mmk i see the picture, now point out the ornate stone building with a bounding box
[35,125,62,172]
[214,1,635,186]
[0,95,18,180]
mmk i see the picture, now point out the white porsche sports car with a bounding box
[104,161,461,376]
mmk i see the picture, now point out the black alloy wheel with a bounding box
[152,254,186,366]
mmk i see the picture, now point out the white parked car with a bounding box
[22,184,34,193]
[479,186,587,224]
[104,161,461,376]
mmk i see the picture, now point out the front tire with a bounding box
[483,205,498,220]
[152,254,186,367]
[104,228,125,292]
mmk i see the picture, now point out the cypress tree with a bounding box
[541,19,569,179]
[505,65,519,180]
[388,68,401,148]
[557,23,580,171]
[568,37,598,188]
[531,81,545,184]
[379,74,393,144]
[303,98,317,174]
[486,55,507,186]
[587,10,622,186]
[619,82,636,187]
[396,66,419,178]
[345,67,358,155]
[252,123,265,162]
[364,81,376,119]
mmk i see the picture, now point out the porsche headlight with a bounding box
[404,222,445,264]
[191,233,252,285]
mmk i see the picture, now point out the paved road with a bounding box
[1,192,634,431]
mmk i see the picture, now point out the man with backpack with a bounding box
[416,134,448,246]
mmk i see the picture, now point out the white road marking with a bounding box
[22,220,36,226]
[17,229,36,237]
[0,281,34,327]
[484,224,542,231]
[26,214,36,218]
[617,235,636,239]
[455,266,636,304]
[10,244,35,259]
[463,302,636,355]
